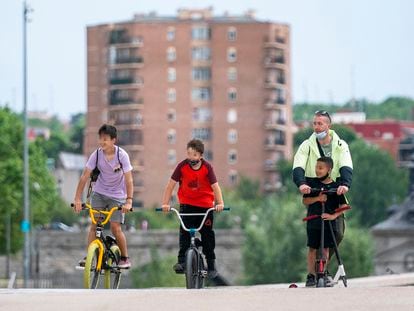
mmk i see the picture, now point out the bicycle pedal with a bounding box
[75,265,85,271]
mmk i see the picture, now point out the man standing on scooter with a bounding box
[292,111,353,277]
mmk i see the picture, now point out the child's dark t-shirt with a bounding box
[303,178,347,230]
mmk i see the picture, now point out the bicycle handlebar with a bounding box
[309,188,339,194]
[71,202,133,225]
[302,204,352,222]
[156,206,230,232]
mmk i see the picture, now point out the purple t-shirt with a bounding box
[85,146,133,199]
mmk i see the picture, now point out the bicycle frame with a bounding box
[84,203,122,271]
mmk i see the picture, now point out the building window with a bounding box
[227,109,237,124]
[228,170,238,185]
[228,149,237,165]
[168,149,176,165]
[228,88,237,102]
[204,150,213,161]
[227,27,237,41]
[192,46,211,61]
[227,47,237,62]
[192,88,211,101]
[167,88,176,103]
[192,128,211,140]
[192,107,212,122]
[167,27,175,41]
[191,26,211,40]
[168,68,176,82]
[167,109,176,122]
[192,67,211,81]
[167,47,176,62]
[228,129,238,144]
[227,67,237,81]
[167,129,176,144]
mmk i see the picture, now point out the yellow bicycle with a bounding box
[72,202,131,289]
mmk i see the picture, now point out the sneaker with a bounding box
[207,269,218,279]
[325,270,334,286]
[118,258,131,269]
[173,262,185,274]
[207,259,218,279]
[305,273,316,287]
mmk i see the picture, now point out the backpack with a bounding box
[87,147,123,197]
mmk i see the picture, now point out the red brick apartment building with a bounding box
[85,8,293,207]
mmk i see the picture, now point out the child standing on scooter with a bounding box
[302,157,348,287]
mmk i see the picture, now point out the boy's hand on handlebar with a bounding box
[337,185,349,195]
[215,203,224,212]
[299,184,311,194]
[73,200,83,213]
[321,213,336,221]
[122,202,132,213]
[161,204,170,213]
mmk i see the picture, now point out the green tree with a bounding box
[131,246,185,288]
[69,113,85,154]
[347,140,408,227]
[0,107,64,254]
[329,226,374,278]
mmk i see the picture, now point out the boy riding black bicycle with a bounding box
[161,139,224,278]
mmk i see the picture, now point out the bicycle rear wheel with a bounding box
[185,248,199,289]
[104,244,122,289]
[84,242,101,289]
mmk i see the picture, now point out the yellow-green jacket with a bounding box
[292,130,353,187]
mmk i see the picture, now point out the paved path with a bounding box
[1,273,414,311]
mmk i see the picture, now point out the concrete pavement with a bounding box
[1,273,414,311]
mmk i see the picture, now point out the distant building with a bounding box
[371,133,414,275]
[27,127,51,142]
[345,121,414,160]
[85,8,293,207]
[54,152,86,203]
[332,111,366,124]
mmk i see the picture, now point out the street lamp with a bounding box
[22,0,33,288]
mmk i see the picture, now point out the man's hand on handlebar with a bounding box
[215,203,224,212]
[161,204,170,213]
[337,185,349,195]
[299,184,311,194]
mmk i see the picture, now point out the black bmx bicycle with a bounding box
[156,206,229,289]
[303,188,351,288]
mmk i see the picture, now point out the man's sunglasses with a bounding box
[314,110,331,122]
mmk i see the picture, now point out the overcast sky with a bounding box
[1,0,413,120]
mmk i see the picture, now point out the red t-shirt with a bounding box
[171,159,217,208]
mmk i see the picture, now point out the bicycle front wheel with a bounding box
[104,244,122,289]
[84,242,101,289]
[185,248,200,289]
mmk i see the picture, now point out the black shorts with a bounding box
[307,227,338,249]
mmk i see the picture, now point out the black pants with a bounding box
[178,204,216,263]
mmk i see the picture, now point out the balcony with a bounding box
[109,77,135,85]
[264,159,277,171]
[265,98,286,108]
[264,55,285,65]
[109,30,143,46]
[265,118,286,129]
[265,78,286,88]
[114,56,144,64]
